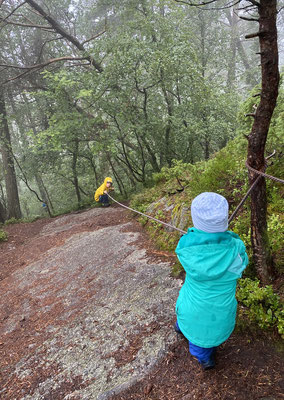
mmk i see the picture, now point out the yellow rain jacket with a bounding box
[94,177,113,202]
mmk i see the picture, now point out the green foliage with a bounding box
[4,217,21,225]
[0,229,8,242]
[237,278,284,338]
[231,212,256,277]
[189,138,247,203]
[130,187,160,213]
[153,160,192,186]
[4,216,41,225]
[148,228,180,253]
[268,213,284,272]
[268,214,284,253]
[130,88,284,335]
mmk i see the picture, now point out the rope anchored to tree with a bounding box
[108,151,283,235]
[228,150,281,224]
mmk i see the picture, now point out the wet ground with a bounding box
[0,206,283,400]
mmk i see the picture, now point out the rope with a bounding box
[228,150,281,223]
[108,151,283,234]
[228,174,262,224]
[107,193,187,235]
[246,162,284,184]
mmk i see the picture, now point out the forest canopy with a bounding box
[0,0,283,219]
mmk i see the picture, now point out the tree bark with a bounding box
[107,154,127,196]
[138,87,160,172]
[35,173,53,216]
[161,68,174,167]
[0,89,22,219]
[226,6,238,90]
[71,139,81,206]
[247,0,279,283]
[0,199,6,223]
[198,10,206,79]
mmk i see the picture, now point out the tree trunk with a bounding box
[71,139,81,206]
[161,69,174,167]
[247,0,279,283]
[204,138,210,161]
[0,200,6,223]
[226,6,238,90]
[139,88,160,172]
[86,145,100,188]
[107,154,127,197]
[0,89,22,219]
[35,173,53,216]
[198,10,206,79]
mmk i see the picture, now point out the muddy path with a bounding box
[0,206,283,400]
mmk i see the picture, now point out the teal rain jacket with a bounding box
[175,228,248,348]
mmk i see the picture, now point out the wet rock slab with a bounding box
[0,209,181,399]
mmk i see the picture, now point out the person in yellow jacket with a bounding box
[94,177,113,207]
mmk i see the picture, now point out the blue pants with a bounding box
[189,342,216,363]
[176,321,216,363]
[99,194,109,205]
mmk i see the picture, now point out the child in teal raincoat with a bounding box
[175,192,248,370]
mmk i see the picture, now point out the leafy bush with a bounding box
[4,217,20,225]
[189,139,248,205]
[0,230,8,242]
[153,159,192,186]
[267,213,284,271]
[237,278,284,338]
[130,186,159,213]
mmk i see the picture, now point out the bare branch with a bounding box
[174,0,240,10]
[174,0,220,6]
[81,30,106,45]
[13,156,44,203]
[245,31,260,39]
[0,1,26,21]
[65,63,91,69]
[0,56,88,70]
[1,56,89,84]
[36,36,63,63]
[247,0,260,7]
[25,0,103,72]
[239,15,259,22]
[0,17,53,30]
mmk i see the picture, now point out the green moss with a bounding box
[4,216,41,225]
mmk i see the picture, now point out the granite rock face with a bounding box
[0,208,181,400]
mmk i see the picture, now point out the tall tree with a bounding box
[0,88,21,219]
[245,0,280,283]
[175,0,280,283]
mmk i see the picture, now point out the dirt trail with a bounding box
[0,206,283,400]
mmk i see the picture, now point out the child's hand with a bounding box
[104,190,108,194]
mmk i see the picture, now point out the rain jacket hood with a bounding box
[94,177,113,202]
[175,227,248,348]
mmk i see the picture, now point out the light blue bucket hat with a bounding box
[191,192,228,233]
